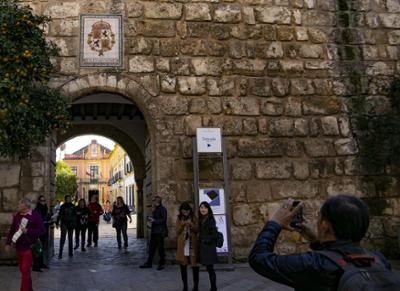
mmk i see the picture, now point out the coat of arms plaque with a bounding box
[80,15,123,67]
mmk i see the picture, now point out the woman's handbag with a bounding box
[31,239,43,258]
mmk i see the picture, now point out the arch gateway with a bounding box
[1,0,400,261]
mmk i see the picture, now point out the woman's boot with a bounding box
[192,266,199,291]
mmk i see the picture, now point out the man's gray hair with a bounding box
[19,197,32,209]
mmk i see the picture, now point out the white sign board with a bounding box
[199,188,225,215]
[215,214,229,253]
[196,128,222,153]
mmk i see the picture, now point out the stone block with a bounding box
[261,98,284,116]
[191,58,223,76]
[338,117,351,137]
[171,58,191,75]
[230,159,253,180]
[380,14,400,28]
[223,97,260,116]
[33,177,44,192]
[160,96,188,115]
[294,118,308,136]
[239,119,255,136]
[250,78,272,96]
[161,75,176,93]
[189,98,207,114]
[232,204,258,226]
[230,182,246,203]
[180,39,207,56]
[285,97,302,116]
[243,7,256,24]
[247,181,271,202]
[59,58,77,74]
[302,96,341,115]
[286,141,304,157]
[387,0,400,13]
[258,118,268,134]
[185,4,212,21]
[43,3,80,18]
[127,2,144,18]
[295,27,308,41]
[321,116,339,135]
[270,180,319,200]
[222,117,243,135]
[2,188,19,211]
[134,20,176,37]
[129,56,154,73]
[184,115,202,136]
[31,162,45,177]
[304,140,335,157]
[177,77,206,95]
[291,79,315,95]
[135,75,160,96]
[255,160,292,179]
[293,161,309,180]
[326,179,357,197]
[0,164,20,187]
[299,44,324,58]
[255,7,291,24]
[231,59,267,76]
[277,26,294,41]
[238,138,285,157]
[272,78,290,96]
[280,60,304,73]
[313,79,333,96]
[265,42,284,58]
[144,3,183,19]
[207,98,222,114]
[160,39,178,57]
[366,62,394,76]
[206,77,235,96]
[269,118,294,136]
[214,4,242,23]
[308,28,327,43]
[388,31,400,45]
[334,138,358,155]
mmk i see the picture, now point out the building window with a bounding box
[91,145,98,157]
[90,165,99,180]
[71,166,78,175]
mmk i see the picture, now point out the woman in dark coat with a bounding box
[198,201,218,291]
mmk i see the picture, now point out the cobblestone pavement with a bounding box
[0,221,292,291]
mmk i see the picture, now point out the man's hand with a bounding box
[270,198,303,230]
[297,219,318,242]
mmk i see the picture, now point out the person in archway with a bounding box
[87,194,104,247]
[33,195,51,272]
[5,198,45,291]
[198,201,218,291]
[112,196,132,249]
[140,195,168,270]
[74,198,90,252]
[56,194,77,259]
[176,202,199,291]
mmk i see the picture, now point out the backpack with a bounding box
[318,250,400,291]
[216,231,224,248]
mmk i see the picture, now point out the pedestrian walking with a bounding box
[198,201,218,291]
[112,196,132,249]
[87,195,103,247]
[56,194,77,259]
[33,195,51,272]
[140,195,168,270]
[5,198,45,291]
[103,200,112,224]
[176,202,199,291]
[74,198,90,252]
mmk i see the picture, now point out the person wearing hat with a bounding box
[56,194,77,259]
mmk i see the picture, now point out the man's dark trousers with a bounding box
[146,233,165,266]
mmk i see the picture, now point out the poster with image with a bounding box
[215,214,229,253]
[199,188,225,214]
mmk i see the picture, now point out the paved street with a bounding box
[0,221,291,291]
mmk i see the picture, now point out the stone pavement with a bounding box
[0,222,292,291]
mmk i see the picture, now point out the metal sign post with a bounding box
[193,128,233,269]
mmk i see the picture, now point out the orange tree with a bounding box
[0,0,70,157]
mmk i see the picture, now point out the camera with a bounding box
[289,200,304,229]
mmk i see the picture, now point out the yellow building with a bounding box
[108,144,137,211]
[63,140,111,204]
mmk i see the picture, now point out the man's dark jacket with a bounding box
[249,221,391,291]
[151,204,167,235]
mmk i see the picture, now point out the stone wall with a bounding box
[0,0,398,260]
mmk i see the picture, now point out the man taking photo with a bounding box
[249,194,400,291]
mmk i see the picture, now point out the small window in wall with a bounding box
[90,165,99,179]
[71,166,78,175]
[91,145,98,157]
